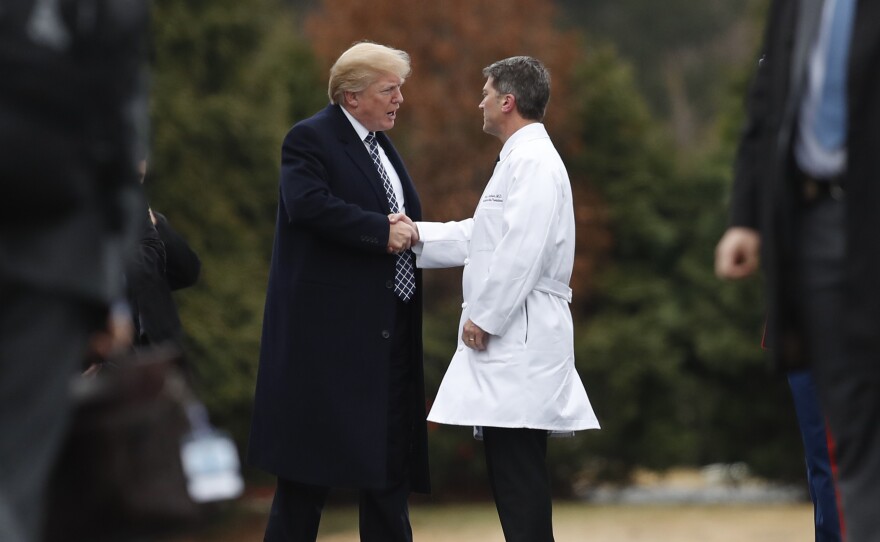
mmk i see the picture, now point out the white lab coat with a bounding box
[414,123,599,431]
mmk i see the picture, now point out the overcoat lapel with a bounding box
[327,105,393,213]
[779,0,826,159]
[790,0,825,93]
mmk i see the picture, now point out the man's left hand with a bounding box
[462,319,488,351]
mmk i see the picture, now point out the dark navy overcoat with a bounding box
[248,104,429,493]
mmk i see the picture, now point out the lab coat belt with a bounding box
[534,278,572,303]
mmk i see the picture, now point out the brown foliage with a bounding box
[305,0,609,305]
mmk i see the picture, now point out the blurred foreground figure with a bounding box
[0,1,148,540]
[715,0,880,539]
[248,41,428,542]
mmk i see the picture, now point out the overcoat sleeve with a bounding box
[730,0,785,232]
[279,122,392,253]
[729,54,769,230]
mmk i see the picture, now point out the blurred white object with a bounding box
[180,403,244,503]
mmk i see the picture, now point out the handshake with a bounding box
[387,213,419,254]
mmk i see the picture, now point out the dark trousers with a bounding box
[265,299,415,542]
[796,195,880,541]
[264,478,412,542]
[787,370,842,542]
[0,284,97,542]
[482,427,554,542]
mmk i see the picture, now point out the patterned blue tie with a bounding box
[365,132,416,302]
[813,0,856,150]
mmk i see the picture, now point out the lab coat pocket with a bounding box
[471,304,527,364]
[471,206,503,252]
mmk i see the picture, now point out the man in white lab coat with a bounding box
[399,56,598,542]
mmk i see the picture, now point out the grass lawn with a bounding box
[172,500,815,541]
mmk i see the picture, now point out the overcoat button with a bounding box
[386,280,394,289]
[381,330,391,339]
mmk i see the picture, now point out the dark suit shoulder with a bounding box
[289,105,351,137]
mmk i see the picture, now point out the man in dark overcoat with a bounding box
[0,1,148,540]
[248,41,428,542]
[715,1,880,539]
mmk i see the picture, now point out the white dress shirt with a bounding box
[341,106,407,213]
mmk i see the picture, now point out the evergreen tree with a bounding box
[143,0,804,495]
[148,0,326,444]
[562,42,803,486]
[556,0,767,150]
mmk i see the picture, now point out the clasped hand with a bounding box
[387,213,419,254]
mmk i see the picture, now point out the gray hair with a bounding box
[482,56,550,121]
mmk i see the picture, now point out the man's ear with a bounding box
[501,94,516,113]
[343,91,359,108]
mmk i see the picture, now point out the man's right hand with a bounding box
[715,227,761,279]
[387,220,416,254]
[389,213,419,244]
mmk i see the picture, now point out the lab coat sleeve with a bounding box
[412,219,474,269]
[470,156,560,336]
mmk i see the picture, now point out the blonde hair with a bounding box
[328,42,411,104]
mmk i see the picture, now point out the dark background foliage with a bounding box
[147,0,803,497]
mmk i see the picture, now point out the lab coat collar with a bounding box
[498,122,548,162]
